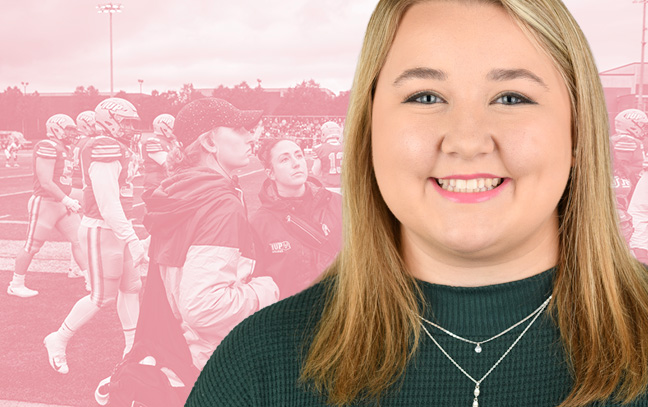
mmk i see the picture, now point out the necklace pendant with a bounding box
[474,343,482,353]
[473,384,480,407]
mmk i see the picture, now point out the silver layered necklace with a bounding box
[419,295,552,407]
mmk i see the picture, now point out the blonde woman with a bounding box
[186,1,648,406]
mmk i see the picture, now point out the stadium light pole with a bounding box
[20,82,29,134]
[138,79,143,94]
[97,3,123,97]
[635,0,648,111]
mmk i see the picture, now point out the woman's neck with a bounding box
[402,221,560,287]
[276,182,306,198]
[203,153,231,180]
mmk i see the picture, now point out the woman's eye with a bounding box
[405,92,444,104]
[493,93,535,105]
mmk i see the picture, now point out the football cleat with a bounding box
[94,376,111,405]
[7,284,38,298]
[43,332,69,374]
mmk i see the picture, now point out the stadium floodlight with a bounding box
[634,0,648,111]
[138,79,144,94]
[21,82,29,95]
[97,3,123,96]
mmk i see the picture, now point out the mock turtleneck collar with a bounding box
[417,267,555,337]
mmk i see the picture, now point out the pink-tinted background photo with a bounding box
[0,1,645,406]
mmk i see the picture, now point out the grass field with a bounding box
[0,148,274,406]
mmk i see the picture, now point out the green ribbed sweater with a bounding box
[185,269,648,406]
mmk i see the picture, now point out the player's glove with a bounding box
[127,239,149,267]
[61,195,81,213]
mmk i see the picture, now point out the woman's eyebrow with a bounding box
[393,67,447,86]
[487,68,549,89]
[392,67,548,90]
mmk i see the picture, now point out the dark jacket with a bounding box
[250,177,342,299]
[144,166,254,266]
[143,166,279,369]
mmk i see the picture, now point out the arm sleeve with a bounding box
[88,160,138,243]
[185,320,258,407]
[628,173,648,251]
[177,245,278,343]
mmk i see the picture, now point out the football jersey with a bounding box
[81,136,139,220]
[70,136,91,190]
[313,141,343,188]
[32,139,73,199]
[142,136,175,191]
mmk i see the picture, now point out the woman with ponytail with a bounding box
[143,98,279,371]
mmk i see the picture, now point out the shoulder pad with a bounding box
[145,138,164,153]
[89,136,124,162]
[35,140,60,159]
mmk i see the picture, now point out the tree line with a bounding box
[0,80,350,139]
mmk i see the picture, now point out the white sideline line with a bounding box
[0,219,145,228]
[0,190,31,198]
[0,214,9,219]
[0,173,31,180]
[0,400,72,407]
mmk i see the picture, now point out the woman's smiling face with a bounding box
[371,1,572,270]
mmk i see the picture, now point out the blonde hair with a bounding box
[301,0,648,406]
[166,132,212,173]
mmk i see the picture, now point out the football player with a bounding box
[44,98,147,374]
[311,121,344,194]
[4,132,21,167]
[611,108,647,185]
[66,111,97,282]
[7,115,88,298]
[141,113,177,196]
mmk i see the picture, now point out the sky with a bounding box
[0,0,644,95]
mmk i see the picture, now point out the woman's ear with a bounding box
[199,130,219,153]
[265,168,275,181]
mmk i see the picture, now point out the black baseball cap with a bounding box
[174,98,263,147]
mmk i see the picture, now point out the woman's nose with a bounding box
[440,105,495,160]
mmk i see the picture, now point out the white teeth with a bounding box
[436,177,504,193]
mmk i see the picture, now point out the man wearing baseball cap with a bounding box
[312,121,344,194]
[94,98,280,403]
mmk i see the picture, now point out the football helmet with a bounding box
[152,114,175,139]
[76,111,97,137]
[46,114,78,145]
[615,109,648,138]
[321,121,342,141]
[95,98,140,141]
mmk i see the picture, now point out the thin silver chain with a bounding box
[419,295,552,350]
[419,295,551,406]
